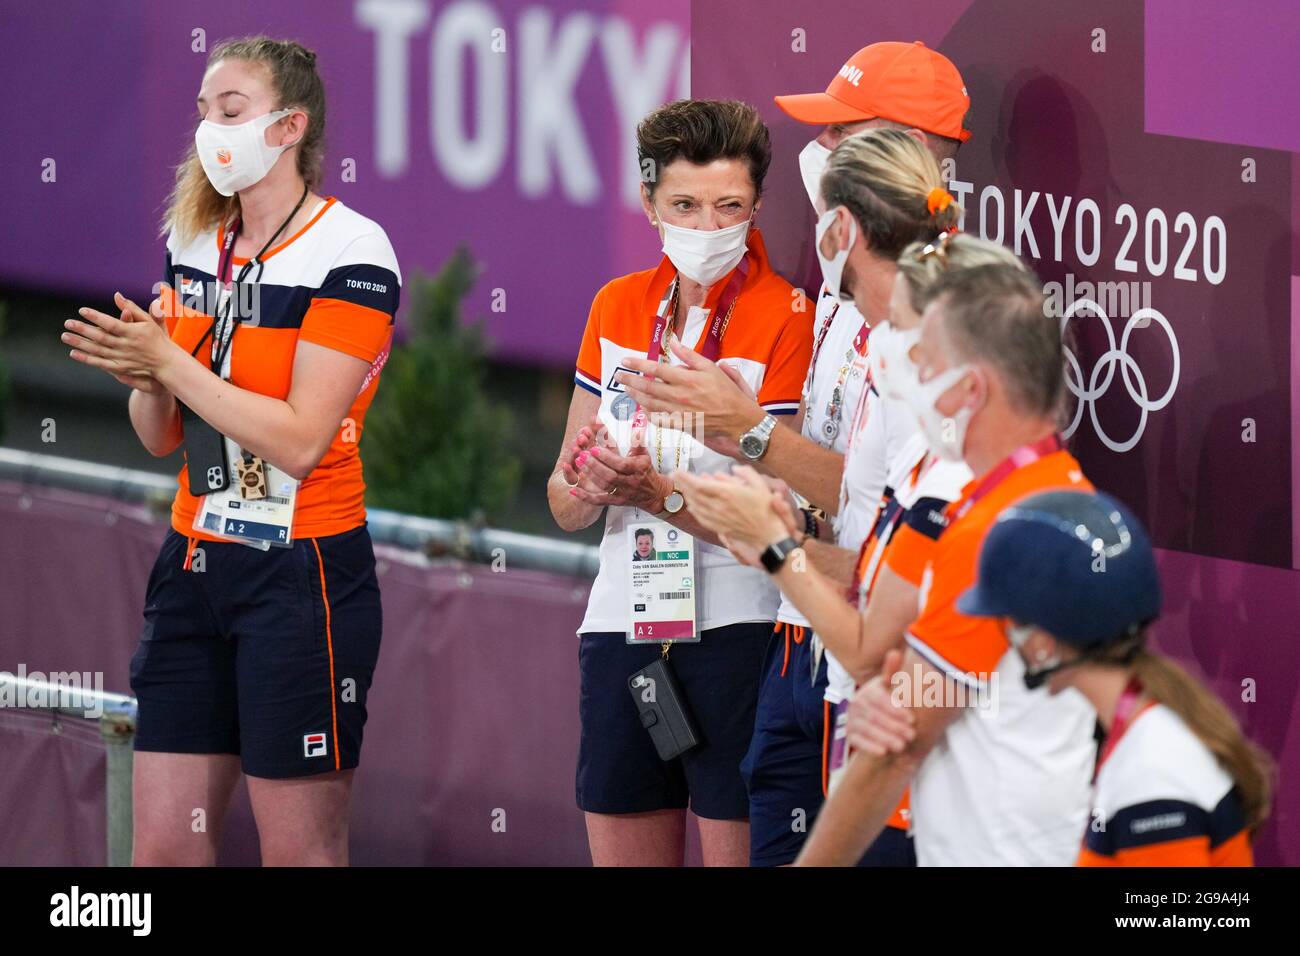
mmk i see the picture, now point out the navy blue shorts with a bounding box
[576,621,770,820]
[742,624,918,867]
[129,525,382,779]
[741,623,831,866]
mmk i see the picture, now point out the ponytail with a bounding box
[820,128,961,261]
[1131,649,1274,833]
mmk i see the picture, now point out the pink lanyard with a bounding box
[1095,677,1147,780]
[952,433,1063,521]
[632,257,749,429]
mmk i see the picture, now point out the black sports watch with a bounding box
[760,536,802,574]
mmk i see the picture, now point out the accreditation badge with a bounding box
[626,515,699,644]
[192,435,298,549]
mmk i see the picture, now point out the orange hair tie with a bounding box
[927,187,953,215]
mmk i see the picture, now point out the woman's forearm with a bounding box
[155,346,324,480]
[128,388,182,457]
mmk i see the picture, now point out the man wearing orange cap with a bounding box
[777,40,971,182]
[614,40,973,867]
[749,41,972,867]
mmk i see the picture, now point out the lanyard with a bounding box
[191,186,310,375]
[952,433,1062,521]
[644,256,748,366]
[803,291,870,446]
[843,328,877,454]
[849,448,928,601]
[633,256,749,435]
[1095,677,1147,777]
[807,297,839,380]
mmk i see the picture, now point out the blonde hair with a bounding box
[896,232,1029,312]
[162,36,327,245]
[1129,650,1274,834]
[820,128,961,261]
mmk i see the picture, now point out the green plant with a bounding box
[361,247,520,521]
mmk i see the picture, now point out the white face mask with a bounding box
[798,139,832,210]
[195,109,295,197]
[868,321,922,401]
[815,207,856,302]
[1008,623,1066,690]
[656,211,752,287]
[901,363,974,462]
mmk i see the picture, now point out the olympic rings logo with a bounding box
[1060,298,1180,453]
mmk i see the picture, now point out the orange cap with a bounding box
[774,41,971,143]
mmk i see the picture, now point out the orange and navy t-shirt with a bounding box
[1079,703,1253,866]
[906,448,1091,681]
[161,197,401,542]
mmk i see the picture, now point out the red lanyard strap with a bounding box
[645,255,749,365]
[633,256,750,435]
[807,299,838,378]
[191,186,309,370]
[1096,676,1146,775]
[954,433,1062,519]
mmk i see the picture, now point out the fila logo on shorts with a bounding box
[303,732,328,758]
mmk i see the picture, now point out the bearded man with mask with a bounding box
[548,99,813,867]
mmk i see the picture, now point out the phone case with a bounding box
[627,657,700,761]
[180,402,229,496]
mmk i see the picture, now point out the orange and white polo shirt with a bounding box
[573,228,813,634]
[904,448,1098,866]
[1079,703,1253,866]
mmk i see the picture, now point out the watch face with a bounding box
[740,435,763,459]
[664,491,685,513]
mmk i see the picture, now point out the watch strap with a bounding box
[760,536,802,574]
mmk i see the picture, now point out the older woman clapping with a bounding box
[547,99,813,867]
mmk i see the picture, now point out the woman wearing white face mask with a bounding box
[63,37,400,865]
[548,99,814,867]
[954,489,1270,866]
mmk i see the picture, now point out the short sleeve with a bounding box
[904,522,1009,686]
[1082,800,1216,866]
[884,508,945,586]
[757,299,813,416]
[300,230,401,363]
[575,282,607,396]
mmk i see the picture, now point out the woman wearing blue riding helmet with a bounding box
[953,488,1272,866]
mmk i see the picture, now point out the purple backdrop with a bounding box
[0,0,688,367]
[692,0,1298,861]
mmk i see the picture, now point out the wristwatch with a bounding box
[739,414,778,461]
[660,487,685,514]
[760,536,802,574]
